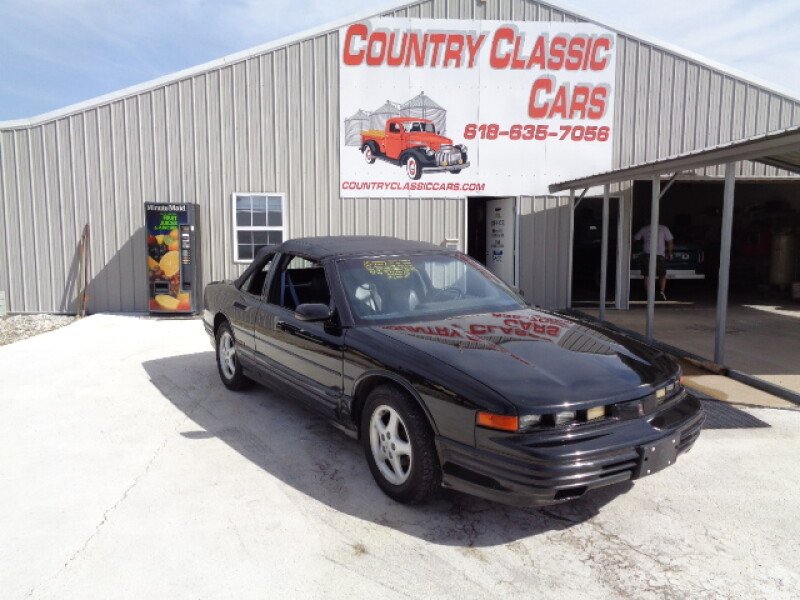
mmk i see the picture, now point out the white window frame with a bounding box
[232,192,287,263]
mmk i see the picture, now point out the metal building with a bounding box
[1,0,799,314]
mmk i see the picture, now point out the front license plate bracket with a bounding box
[636,436,679,478]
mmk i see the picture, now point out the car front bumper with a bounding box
[422,161,471,173]
[436,392,704,507]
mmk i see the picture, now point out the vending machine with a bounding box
[145,203,201,314]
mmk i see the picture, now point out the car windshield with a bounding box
[337,253,525,324]
[405,122,436,133]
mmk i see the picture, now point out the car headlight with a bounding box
[478,405,612,433]
[518,414,542,430]
[553,410,576,426]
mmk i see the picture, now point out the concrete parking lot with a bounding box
[2,315,799,599]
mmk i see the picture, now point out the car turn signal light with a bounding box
[476,412,519,432]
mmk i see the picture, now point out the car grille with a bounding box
[435,145,463,167]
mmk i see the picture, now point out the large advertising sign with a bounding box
[340,18,616,198]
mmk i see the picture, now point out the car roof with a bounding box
[235,236,454,290]
[256,236,449,261]
[390,117,433,123]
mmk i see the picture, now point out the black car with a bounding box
[203,236,703,506]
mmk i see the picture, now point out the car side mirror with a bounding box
[295,303,333,322]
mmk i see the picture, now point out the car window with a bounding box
[389,122,401,133]
[243,255,274,296]
[337,253,524,324]
[268,255,331,311]
[406,122,435,133]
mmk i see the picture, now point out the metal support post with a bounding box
[599,183,610,320]
[646,177,660,339]
[567,189,575,308]
[715,162,736,364]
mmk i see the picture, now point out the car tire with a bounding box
[361,384,441,504]
[215,321,252,391]
[449,169,461,175]
[363,144,376,164]
[405,155,422,180]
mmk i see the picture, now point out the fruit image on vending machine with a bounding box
[145,203,200,314]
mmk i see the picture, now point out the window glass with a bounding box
[405,122,435,133]
[233,193,286,262]
[337,253,523,324]
[252,196,267,227]
[245,256,274,296]
[269,255,331,311]
[236,196,252,226]
[268,197,282,226]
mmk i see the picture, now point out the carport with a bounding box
[550,126,800,399]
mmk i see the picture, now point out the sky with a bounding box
[1,0,799,121]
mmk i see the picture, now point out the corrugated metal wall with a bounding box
[517,195,571,308]
[1,0,799,313]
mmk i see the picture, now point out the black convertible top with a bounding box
[267,236,446,260]
[235,236,453,287]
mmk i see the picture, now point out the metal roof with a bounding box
[548,125,800,192]
[2,0,799,128]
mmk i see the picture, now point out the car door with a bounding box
[230,253,275,365]
[385,121,405,159]
[254,254,345,417]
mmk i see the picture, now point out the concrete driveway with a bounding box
[1,315,799,599]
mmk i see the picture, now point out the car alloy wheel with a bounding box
[215,321,252,391]
[369,404,413,485]
[361,385,440,504]
[219,330,236,380]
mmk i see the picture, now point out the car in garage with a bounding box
[203,236,703,506]
[630,242,706,280]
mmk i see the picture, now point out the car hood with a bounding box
[408,132,454,148]
[371,308,677,412]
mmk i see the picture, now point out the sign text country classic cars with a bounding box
[339,18,617,198]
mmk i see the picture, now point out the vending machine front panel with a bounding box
[145,203,200,314]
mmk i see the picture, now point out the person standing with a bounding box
[634,223,674,301]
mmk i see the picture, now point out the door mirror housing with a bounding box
[295,303,334,322]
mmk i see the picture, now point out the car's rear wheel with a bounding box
[363,144,376,164]
[215,321,252,391]
[361,385,440,504]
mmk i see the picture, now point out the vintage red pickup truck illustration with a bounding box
[360,117,470,180]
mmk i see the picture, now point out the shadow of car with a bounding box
[142,350,633,548]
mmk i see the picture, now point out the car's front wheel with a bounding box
[215,321,252,391]
[361,385,440,504]
[405,155,422,180]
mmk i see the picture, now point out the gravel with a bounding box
[0,314,77,346]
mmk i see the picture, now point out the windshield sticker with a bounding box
[363,259,415,279]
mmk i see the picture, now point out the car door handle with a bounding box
[233,301,249,311]
[276,320,295,332]
[276,320,309,338]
